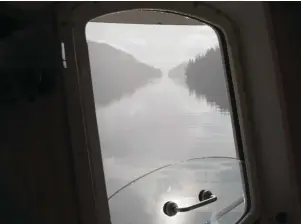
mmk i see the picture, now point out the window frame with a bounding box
[55,2,290,224]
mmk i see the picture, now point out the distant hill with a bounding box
[169,47,230,111]
[87,41,162,106]
[168,61,188,85]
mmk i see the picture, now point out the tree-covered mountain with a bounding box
[87,41,162,106]
[169,47,230,111]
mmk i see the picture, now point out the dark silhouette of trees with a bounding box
[169,47,230,111]
[185,47,230,111]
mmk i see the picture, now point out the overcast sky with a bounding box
[86,22,219,70]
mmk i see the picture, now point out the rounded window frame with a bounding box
[58,2,261,224]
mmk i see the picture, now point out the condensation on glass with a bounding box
[85,9,247,224]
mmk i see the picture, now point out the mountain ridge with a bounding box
[87,41,162,106]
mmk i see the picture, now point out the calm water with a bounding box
[94,73,244,224]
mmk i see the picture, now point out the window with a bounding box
[85,10,247,224]
[60,2,301,224]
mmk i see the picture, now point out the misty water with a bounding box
[97,72,236,194]
[94,72,244,224]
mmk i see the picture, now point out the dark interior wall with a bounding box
[268,2,301,209]
[0,5,79,224]
[1,2,301,224]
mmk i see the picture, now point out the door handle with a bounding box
[163,190,217,217]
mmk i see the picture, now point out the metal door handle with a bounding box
[163,190,217,217]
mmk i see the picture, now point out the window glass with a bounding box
[85,10,246,224]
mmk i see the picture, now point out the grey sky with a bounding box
[86,22,219,70]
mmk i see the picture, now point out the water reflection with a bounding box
[96,74,236,191]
